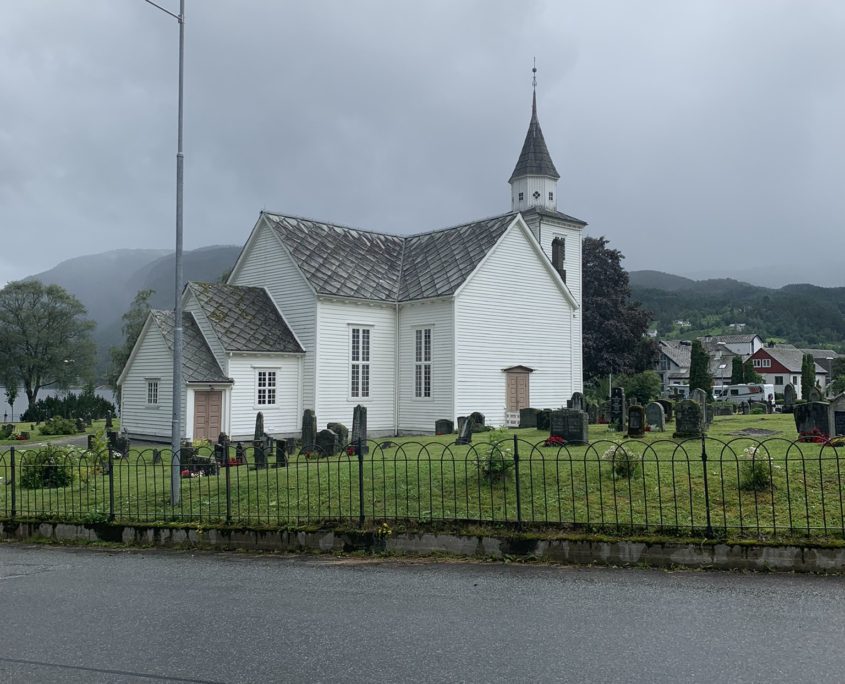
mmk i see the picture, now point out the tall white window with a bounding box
[146,380,159,405]
[415,328,432,398]
[256,370,277,405]
[350,327,370,398]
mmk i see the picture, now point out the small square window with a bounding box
[549,192,554,201]
[518,192,524,201]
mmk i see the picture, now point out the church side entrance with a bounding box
[504,366,532,412]
[193,390,223,442]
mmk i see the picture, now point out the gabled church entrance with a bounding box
[503,366,533,412]
[193,390,223,441]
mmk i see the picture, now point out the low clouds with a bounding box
[1,0,843,286]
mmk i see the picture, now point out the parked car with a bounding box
[714,384,775,406]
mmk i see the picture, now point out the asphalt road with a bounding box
[1,546,844,683]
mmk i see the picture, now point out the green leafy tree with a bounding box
[688,339,713,396]
[830,357,845,396]
[743,360,764,383]
[583,236,657,379]
[801,353,815,399]
[0,281,95,409]
[730,356,744,384]
[108,289,155,391]
[621,371,662,405]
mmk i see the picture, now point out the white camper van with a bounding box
[714,384,775,406]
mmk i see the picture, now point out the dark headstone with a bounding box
[645,402,665,431]
[519,408,539,429]
[435,418,454,435]
[274,440,288,468]
[253,440,267,469]
[315,428,339,457]
[301,409,317,453]
[456,416,472,445]
[352,405,368,452]
[568,392,586,412]
[794,401,830,438]
[783,384,796,413]
[610,388,626,432]
[152,449,162,465]
[809,387,823,403]
[587,403,598,424]
[327,422,349,446]
[740,401,750,415]
[468,412,486,433]
[235,442,247,465]
[75,417,85,433]
[549,408,589,445]
[105,411,113,429]
[598,402,611,424]
[536,409,552,431]
[657,399,673,422]
[673,400,702,439]
[254,412,264,442]
[627,405,646,438]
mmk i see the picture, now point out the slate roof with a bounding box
[659,340,692,369]
[188,282,303,354]
[265,211,528,302]
[699,334,762,345]
[760,346,828,375]
[150,310,230,383]
[522,206,587,227]
[509,92,560,182]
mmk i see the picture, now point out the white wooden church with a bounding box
[118,86,586,441]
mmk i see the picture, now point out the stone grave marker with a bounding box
[568,392,586,412]
[627,404,646,438]
[105,411,113,430]
[828,394,845,437]
[435,418,454,435]
[782,384,796,413]
[549,409,589,445]
[536,409,552,431]
[598,401,611,424]
[315,428,339,457]
[794,401,831,438]
[689,388,709,428]
[587,403,598,424]
[519,408,539,429]
[740,401,750,415]
[809,387,823,403]
[645,402,665,431]
[301,409,317,453]
[352,405,368,452]
[673,400,702,439]
[274,440,288,468]
[327,422,349,446]
[610,387,626,432]
[468,412,486,433]
[456,416,472,445]
[657,399,673,422]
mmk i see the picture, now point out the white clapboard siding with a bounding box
[315,298,396,432]
[120,324,178,440]
[454,221,578,425]
[184,291,228,374]
[538,221,583,306]
[227,355,301,440]
[397,298,454,433]
[229,219,316,411]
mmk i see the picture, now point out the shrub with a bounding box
[602,443,639,480]
[739,446,772,491]
[39,416,81,436]
[473,427,514,482]
[19,445,77,489]
[0,424,13,439]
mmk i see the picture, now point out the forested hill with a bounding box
[629,271,845,351]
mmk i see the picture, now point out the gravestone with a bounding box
[315,428,339,457]
[598,402,611,424]
[253,440,268,469]
[456,416,472,445]
[627,405,646,438]
[657,399,673,422]
[235,442,247,465]
[673,400,702,439]
[105,411,113,430]
[568,392,586,412]
[782,384,796,414]
[536,409,552,431]
[793,401,831,438]
[809,387,823,403]
[327,422,349,446]
[254,411,264,442]
[435,418,454,435]
[519,408,540,429]
[610,388,626,432]
[689,388,709,429]
[740,401,750,415]
[274,440,287,468]
[468,412,486,433]
[828,394,845,437]
[352,405,368,452]
[587,403,598,424]
[301,409,317,453]
[549,409,589,445]
[645,402,665,431]
[152,449,162,465]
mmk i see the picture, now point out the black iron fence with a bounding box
[1,436,844,540]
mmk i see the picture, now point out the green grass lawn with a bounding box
[2,413,843,540]
[0,419,117,447]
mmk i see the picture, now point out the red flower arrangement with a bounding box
[544,435,566,447]
[799,427,829,444]
[180,469,191,478]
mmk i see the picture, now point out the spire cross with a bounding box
[532,58,537,90]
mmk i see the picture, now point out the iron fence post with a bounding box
[108,447,115,522]
[10,446,16,520]
[224,452,232,525]
[513,435,522,529]
[700,435,713,539]
[357,438,365,527]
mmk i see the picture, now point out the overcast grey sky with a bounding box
[1,0,843,287]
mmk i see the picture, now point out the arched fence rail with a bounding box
[1,436,843,540]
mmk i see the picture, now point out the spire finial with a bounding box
[532,57,537,90]
[531,58,538,118]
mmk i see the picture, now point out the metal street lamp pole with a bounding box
[145,0,185,505]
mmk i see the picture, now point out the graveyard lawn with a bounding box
[3,413,845,541]
[0,419,116,447]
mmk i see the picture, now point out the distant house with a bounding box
[749,345,828,398]
[799,348,841,378]
[699,334,764,357]
[656,340,691,391]
[118,86,586,441]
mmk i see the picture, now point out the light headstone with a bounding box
[782,384,796,413]
[645,402,665,431]
[828,394,845,438]
[568,392,586,412]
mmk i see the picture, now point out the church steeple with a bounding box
[510,63,559,212]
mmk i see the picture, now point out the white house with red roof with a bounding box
[748,345,828,399]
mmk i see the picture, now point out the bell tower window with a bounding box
[552,236,566,282]
[518,192,524,202]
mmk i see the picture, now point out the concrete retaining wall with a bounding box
[3,520,845,572]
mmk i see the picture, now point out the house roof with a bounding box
[659,340,692,369]
[187,282,303,354]
[265,211,528,302]
[521,205,588,227]
[800,348,840,359]
[150,310,230,383]
[699,334,762,345]
[759,346,828,375]
[509,91,560,182]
